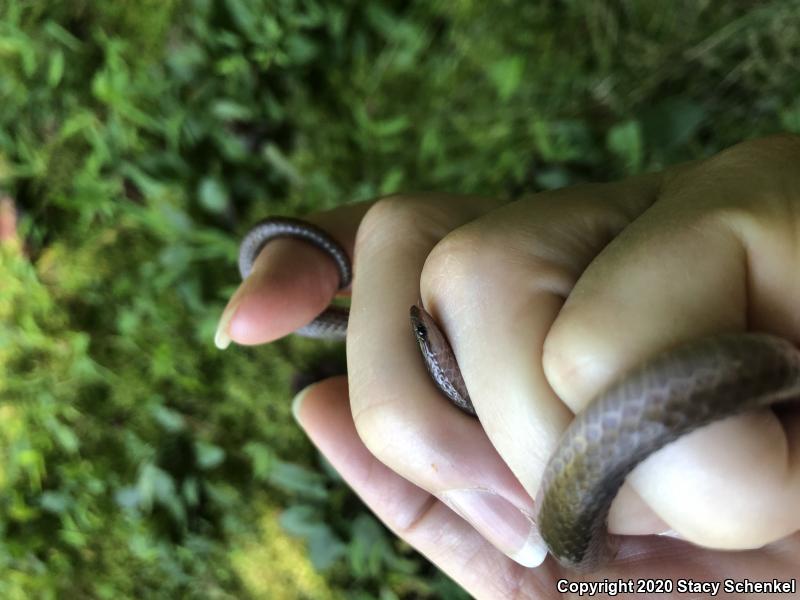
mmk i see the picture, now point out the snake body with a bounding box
[238,216,800,571]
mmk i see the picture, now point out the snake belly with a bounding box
[238,216,800,571]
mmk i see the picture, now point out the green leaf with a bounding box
[263,144,302,185]
[534,166,572,190]
[268,460,327,500]
[114,486,140,510]
[151,404,186,432]
[39,491,71,514]
[488,56,524,101]
[195,441,225,470]
[279,504,323,537]
[46,418,80,453]
[182,477,199,506]
[607,119,643,173]
[210,99,253,121]
[243,441,275,480]
[48,49,64,88]
[61,527,87,548]
[43,20,82,51]
[307,527,347,570]
[223,0,258,38]
[279,505,346,570]
[379,167,404,194]
[137,464,176,510]
[371,115,410,138]
[285,33,318,64]
[348,514,390,576]
[197,177,228,214]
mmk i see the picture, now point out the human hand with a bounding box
[216,135,800,598]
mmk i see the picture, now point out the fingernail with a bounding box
[441,489,547,567]
[214,295,242,350]
[291,384,315,425]
[657,528,683,539]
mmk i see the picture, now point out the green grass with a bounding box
[2,0,799,597]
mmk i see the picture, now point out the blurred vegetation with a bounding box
[1,0,799,597]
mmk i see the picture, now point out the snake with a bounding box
[238,216,800,571]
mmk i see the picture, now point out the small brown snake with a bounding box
[238,216,800,571]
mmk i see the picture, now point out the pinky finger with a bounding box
[291,376,556,600]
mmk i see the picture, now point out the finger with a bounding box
[543,136,800,547]
[215,202,371,348]
[294,377,800,599]
[345,194,554,566]
[291,376,556,599]
[418,174,663,529]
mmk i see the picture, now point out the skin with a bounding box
[216,135,800,598]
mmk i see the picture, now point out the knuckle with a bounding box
[361,194,419,227]
[355,194,453,255]
[351,395,408,464]
[355,195,422,254]
[541,326,577,403]
[422,226,499,297]
[423,219,581,312]
[542,315,616,411]
[426,218,540,280]
[422,221,576,312]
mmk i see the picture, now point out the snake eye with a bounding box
[414,323,427,340]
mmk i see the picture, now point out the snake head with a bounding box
[408,303,476,416]
[409,303,458,371]
[409,304,433,347]
[409,305,429,343]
